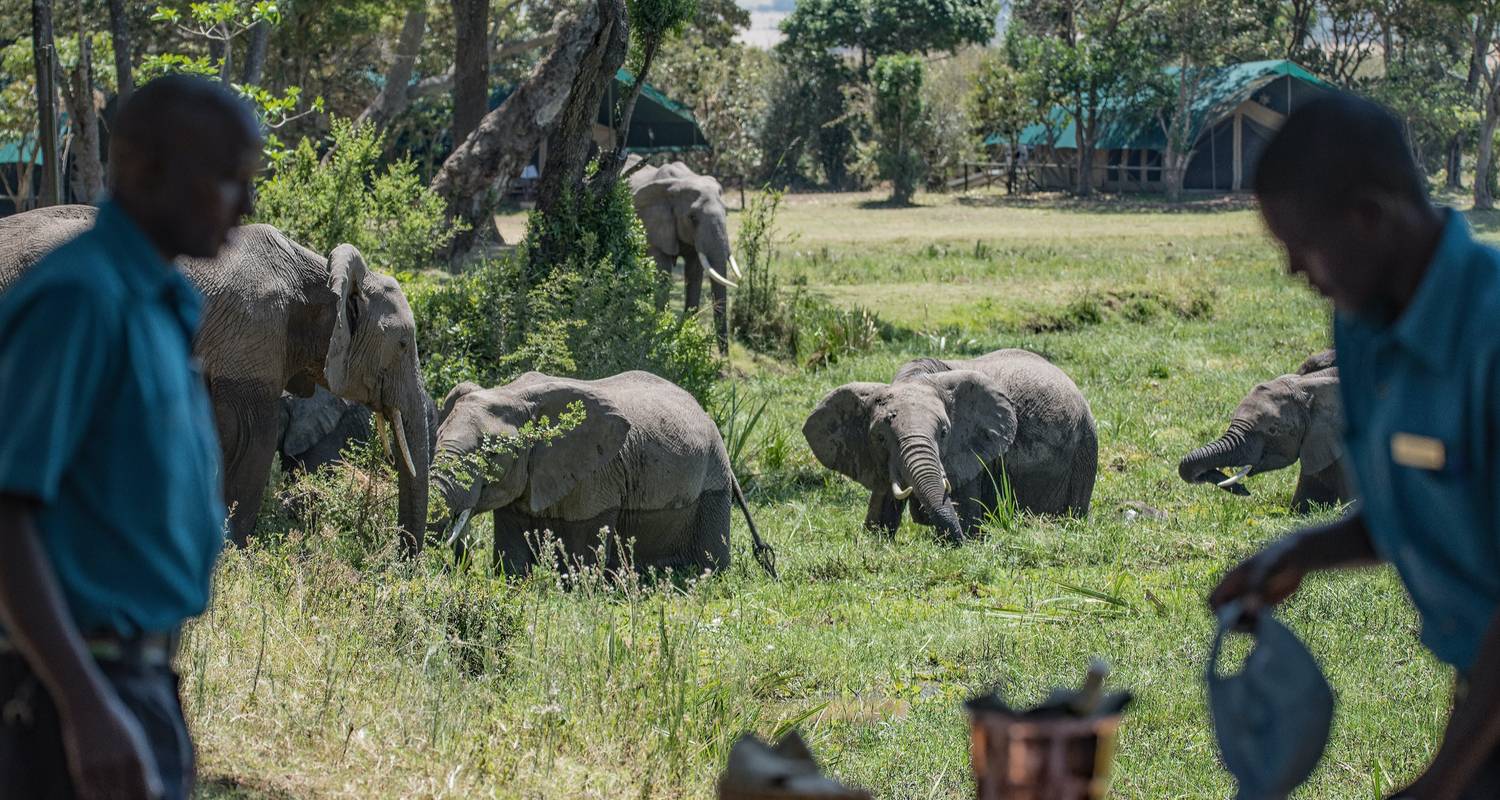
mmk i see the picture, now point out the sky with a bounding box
[735,0,793,48]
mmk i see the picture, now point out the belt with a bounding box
[0,631,179,669]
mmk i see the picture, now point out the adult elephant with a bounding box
[1179,351,1349,512]
[804,349,1097,543]
[628,161,741,353]
[431,371,776,577]
[279,386,438,476]
[0,206,431,553]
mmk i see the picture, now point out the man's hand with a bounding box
[1209,535,1309,616]
[61,692,163,800]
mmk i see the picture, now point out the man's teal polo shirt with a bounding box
[1336,209,1500,672]
[0,202,225,637]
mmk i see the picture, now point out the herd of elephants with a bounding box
[0,163,1351,576]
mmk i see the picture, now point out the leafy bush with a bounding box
[731,189,800,358]
[253,118,457,271]
[409,171,719,402]
[870,54,928,204]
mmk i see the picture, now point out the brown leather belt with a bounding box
[0,631,179,668]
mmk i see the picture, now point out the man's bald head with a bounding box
[109,75,264,260]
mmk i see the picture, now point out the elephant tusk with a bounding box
[729,254,743,280]
[374,412,392,461]
[700,252,739,288]
[892,482,914,501]
[944,478,952,494]
[1217,465,1253,488]
[392,409,418,478]
[443,508,473,548]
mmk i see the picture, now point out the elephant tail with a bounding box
[1067,416,1099,516]
[732,478,778,578]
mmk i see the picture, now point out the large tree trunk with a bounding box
[450,0,491,148]
[1475,98,1500,210]
[241,19,269,86]
[355,5,428,129]
[430,0,625,261]
[33,0,61,207]
[106,0,131,103]
[534,0,628,217]
[63,0,104,203]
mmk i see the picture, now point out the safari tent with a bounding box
[989,60,1332,193]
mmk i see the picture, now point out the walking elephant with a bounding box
[628,161,741,353]
[1178,351,1349,512]
[804,349,1097,543]
[0,206,431,553]
[431,371,776,577]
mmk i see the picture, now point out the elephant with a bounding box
[0,206,431,553]
[804,349,1098,543]
[278,386,438,476]
[1178,350,1350,512]
[431,371,776,577]
[628,161,741,353]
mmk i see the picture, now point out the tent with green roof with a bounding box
[986,60,1332,192]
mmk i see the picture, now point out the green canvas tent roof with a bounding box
[601,67,708,152]
[986,60,1331,150]
[0,136,40,166]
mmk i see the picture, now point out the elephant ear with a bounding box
[324,244,369,399]
[803,383,885,491]
[631,179,680,256]
[523,384,632,514]
[1296,373,1344,474]
[927,370,1018,488]
[282,387,350,457]
[439,381,483,427]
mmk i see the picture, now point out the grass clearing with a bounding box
[198,189,1464,798]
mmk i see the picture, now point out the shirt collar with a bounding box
[1380,208,1471,370]
[92,200,205,329]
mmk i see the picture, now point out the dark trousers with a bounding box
[0,652,195,800]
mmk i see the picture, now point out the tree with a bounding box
[355,4,428,129]
[968,50,1031,192]
[1469,5,1500,209]
[598,0,697,178]
[107,0,132,101]
[32,0,61,207]
[60,0,103,202]
[450,0,489,146]
[651,28,770,178]
[780,0,998,71]
[870,53,926,204]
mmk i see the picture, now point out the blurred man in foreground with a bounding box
[0,75,261,800]
[1210,92,1500,799]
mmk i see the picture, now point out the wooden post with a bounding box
[739,176,745,210]
[1232,112,1243,192]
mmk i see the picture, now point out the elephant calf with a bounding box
[432,371,775,576]
[278,386,438,476]
[805,349,1098,542]
[1179,350,1350,512]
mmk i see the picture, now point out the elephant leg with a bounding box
[683,246,704,313]
[953,474,997,538]
[212,384,281,547]
[710,276,729,354]
[493,508,538,578]
[689,491,731,573]
[1292,464,1347,513]
[863,490,904,537]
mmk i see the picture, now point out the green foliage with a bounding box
[968,50,1030,158]
[710,383,769,479]
[870,53,927,204]
[428,402,586,526]
[760,51,858,187]
[731,189,800,358]
[410,170,719,403]
[779,0,999,63]
[652,32,772,178]
[251,118,456,270]
[627,0,699,67]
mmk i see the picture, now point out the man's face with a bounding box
[160,133,262,259]
[1260,195,1391,319]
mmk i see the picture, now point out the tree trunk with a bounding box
[598,40,657,178]
[430,0,624,261]
[1475,101,1499,210]
[241,19,269,86]
[534,0,628,215]
[64,0,104,203]
[33,0,61,207]
[450,0,491,148]
[106,0,131,103]
[1447,136,1465,189]
[355,5,428,129]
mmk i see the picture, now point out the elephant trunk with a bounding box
[897,434,963,542]
[391,384,431,557]
[1178,419,1261,496]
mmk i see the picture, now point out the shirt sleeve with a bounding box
[0,282,118,504]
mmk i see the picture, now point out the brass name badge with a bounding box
[1391,433,1446,471]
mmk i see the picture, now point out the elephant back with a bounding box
[0,205,99,292]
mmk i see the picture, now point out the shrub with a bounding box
[409,170,719,403]
[253,118,458,271]
[730,188,800,358]
[871,54,928,204]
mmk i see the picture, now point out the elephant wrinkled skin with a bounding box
[431,371,774,576]
[1179,350,1350,512]
[629,161,740,353]
[0,206,431,553]
[804,349,1098,543]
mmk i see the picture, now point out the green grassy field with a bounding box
[194,190,1472,799]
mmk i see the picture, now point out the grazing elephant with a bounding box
[804,349,1097,543]
[278,386,438,475]
[431,371,776,576]
[0,206,431,552]
[1178,351,1349,512]
[628,161,741,353]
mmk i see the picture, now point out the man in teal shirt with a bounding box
[0,77,261,800]
[1212,93,1500,798]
